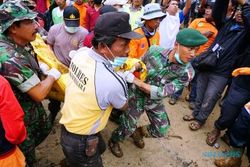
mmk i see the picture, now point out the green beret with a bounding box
[176,28,208,47]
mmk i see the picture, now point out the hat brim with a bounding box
[141,12,166,20]
[24,11,37,20]
[116,0,128,5]
[104,0,128,5]
[118,31,143,40]
[64,20,80,27]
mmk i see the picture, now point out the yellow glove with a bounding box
[232,67,250,77]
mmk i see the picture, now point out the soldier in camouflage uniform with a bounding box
[0,0,61,166]
[109,28,208,157]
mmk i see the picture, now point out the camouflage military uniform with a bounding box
[0,34,53,165]
[0,1,52,165]
[111,45,195,142]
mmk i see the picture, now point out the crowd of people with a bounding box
[0,0,249,167]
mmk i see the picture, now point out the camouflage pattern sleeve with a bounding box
[150,63,195,100]
[0,47,40,93]
[142,45,167,80]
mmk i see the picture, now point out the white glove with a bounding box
[117,71,135,83]
[47,68,61,80]
[39,62,50,75]
[130,66,136,73]
[124,71,135,83]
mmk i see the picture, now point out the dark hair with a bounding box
[94,0,102,5]
[99,5,117,15]
[92,33,117,49]
[3,21,22,35]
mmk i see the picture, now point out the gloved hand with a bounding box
[47,68,61,80]
[124,71,135,83]
[117,71,135,83]
[39,62,50,75]
[232,67,250,77]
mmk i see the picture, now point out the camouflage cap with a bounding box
[0,0,37,33]
[21,0,36,10]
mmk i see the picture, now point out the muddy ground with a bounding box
[37,90,249,167]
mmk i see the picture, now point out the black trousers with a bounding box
[60,126,106,167]
[215,80,250,130]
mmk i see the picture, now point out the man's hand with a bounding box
[133,78,151,94]
[201,30,214,38]
[237,0,247,5]
[124,71,135,83]
[47,68,61,80]
[232,67,250,77]
[117,71,135,83]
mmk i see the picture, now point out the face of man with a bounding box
[133,0,143,7]
[88,0,94,7]
[167,0,179,15]
[204,6,213,22]
[55,0,66,8]
[75,0,83,5]
[235,10,243,23]
[103,37,130,61]
[9,19,38,46]
[178,44,197,63]
[145,18,161,31]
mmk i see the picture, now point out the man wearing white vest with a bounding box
[59,12,142,167]
[159,0,191,49]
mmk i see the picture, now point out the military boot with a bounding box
[131,127,145,149]
[108,140,123,158]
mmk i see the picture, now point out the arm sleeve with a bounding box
[0,49,40,93]
[47,25,56,45]
[150,65,195,99]
[150,79,188,99]
[0,77,27,144]
[242,4,250,30]
[179,11,185,23]
[107,80,128,109]
[212,0,229,30]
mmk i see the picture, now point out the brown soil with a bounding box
[37,90,249,167]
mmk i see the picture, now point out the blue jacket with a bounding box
[206,1,250,77]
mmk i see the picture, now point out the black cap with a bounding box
[63,6,80,27]
[94,12,143,40]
